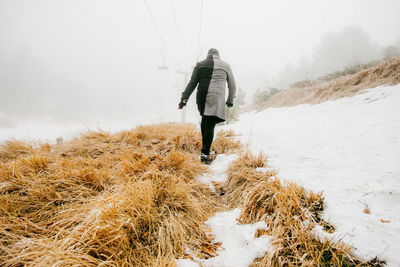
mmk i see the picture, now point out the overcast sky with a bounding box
[0,0,399,123]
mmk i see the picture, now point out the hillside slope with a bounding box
[225,83,400,266]
[259,56,400,109]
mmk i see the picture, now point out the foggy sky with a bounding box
[0,0,399,123]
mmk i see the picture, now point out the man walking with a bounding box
[178,48,236,164]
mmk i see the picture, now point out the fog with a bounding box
[1,0,399,125]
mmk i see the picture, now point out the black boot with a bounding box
[200,154,213,165]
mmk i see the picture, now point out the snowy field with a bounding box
[223,84,400,266]
[1,84,399,266]
[0,117,170,144]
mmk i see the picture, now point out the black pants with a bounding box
[200,115,220,155]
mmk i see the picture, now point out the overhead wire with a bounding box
[142,0,180,70]
[170,0,180,37]
[170,0,187,69]
[143,0,204,70]
[196,0,204,62]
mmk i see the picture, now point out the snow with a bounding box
[201,208,272,267]
[178,154,273,266]
[0,123,94,143]
[177,259,198,267]
[2,84,400,266]
[177,208,273,267]
[223,84,400,266]
[197,154,238,192]
[0,117,166,144]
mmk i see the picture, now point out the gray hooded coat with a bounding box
[181,50,236,122]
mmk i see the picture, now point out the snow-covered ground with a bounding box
[178,207,273,267]
[1,84,399,266]
[178,154,274,267]
[223,84,400,266]
[0,116,170,144]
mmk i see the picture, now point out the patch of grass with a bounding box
[0,125,386,266]
[256,56,400,110]
[0,140,34,161]
[0,123,239,266]
[221,152,385,266]
[211,130,242,155]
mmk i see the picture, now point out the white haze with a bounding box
[0,0,399,124]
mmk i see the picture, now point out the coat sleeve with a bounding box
[181,64,199,100]
[226,65,236,104]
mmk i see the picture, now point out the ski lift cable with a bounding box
[170,0,187,66]
[143,0,166,48]
[170,0,180,38]
[196,0,204,62]
[143,0,180,70]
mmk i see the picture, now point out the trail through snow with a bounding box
[177,155,274,267]
[196,154,237,192]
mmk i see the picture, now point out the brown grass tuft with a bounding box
[0,140,34,161]
[212,130,242,155]
[0,123,240,266]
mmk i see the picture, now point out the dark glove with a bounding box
[178,99,187,109]
[226,101,233,108]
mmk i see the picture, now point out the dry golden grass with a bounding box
[221,152,385,266]
[212,130,241,156]
[0,123,239,266]
[258,56,400,109]
[0,124,385,266]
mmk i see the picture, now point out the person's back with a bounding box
[178,48,236,164]
[181,49,235,122]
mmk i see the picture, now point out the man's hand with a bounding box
[226,101,233,108]
[178,99,187,109]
